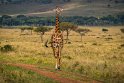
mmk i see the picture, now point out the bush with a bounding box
[120,28,124,33]
[105,37,113,40]
[120,44,124,47]
[77,66,84,73]
[102,28,108,32]
[63,56,72,60]
[0,25,2,28]
[92,42,97,45]
[72,61,80,68]
[0,44,14,52]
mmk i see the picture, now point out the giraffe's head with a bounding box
[55,6,63,15]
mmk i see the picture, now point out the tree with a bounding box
[34,26,52,42]
[60,22,78,43]
[107,4,111,8]
[0,15,124,26]
[17,15,27,19]
[87,0,92,3]
[63,0,71,2]
[20,27,26,34]
[20,27,33,35]
[27,27,33,35]
[0,17,2,26]
[7,0,12,3]
[76,28,90,42]
[1,15,12,26]
[40,0,52,4]
[115,0,119,4]
[1,15,11,19]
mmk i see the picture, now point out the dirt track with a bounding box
[4,63,101,83]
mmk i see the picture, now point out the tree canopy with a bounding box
[75,28,91,41]
[60,22,77,31]
[60,22,77,43]
[0,15,124,27]
[34,26,52,42]
[34,26,52,34]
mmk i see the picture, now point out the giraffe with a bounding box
[51,6,63,70]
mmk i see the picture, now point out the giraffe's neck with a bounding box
[55,14,60,33]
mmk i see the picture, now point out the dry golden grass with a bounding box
[0,26,124,83]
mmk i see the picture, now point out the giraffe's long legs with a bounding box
[55,58,58,69]
[55,49,61,70]
[58,58,61,69]
[55,58,61,70]
[58,47,61,70]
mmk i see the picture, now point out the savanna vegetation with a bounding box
[0,25,124,83]
[0,64,58,83]
[0,0,123,83]
[0,14,124,27]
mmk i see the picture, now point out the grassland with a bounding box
[0,26,124,83]
[0,64,58,83]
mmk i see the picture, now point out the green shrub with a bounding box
[77,66,84,73]
[0,44,14,52]
[72,61,80,68]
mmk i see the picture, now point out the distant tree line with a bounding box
[1,0,124,5]
[0,0,71,5]
[0,14,124,27]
